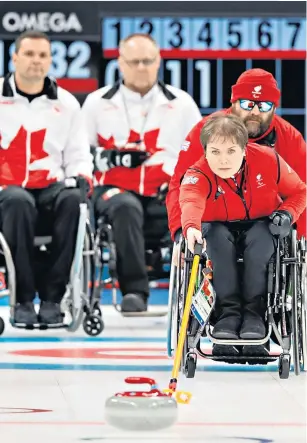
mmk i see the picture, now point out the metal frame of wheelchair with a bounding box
[0,198,105,336]
[93,216,170,317]
[167,229,307,380]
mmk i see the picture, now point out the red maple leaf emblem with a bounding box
[0,126,27,185]
[143,129,162,155]
[97,134,115,150]
[127,130,141,144]
[97,129,162,155]
[28,129,57,187]
[0,126,56,187]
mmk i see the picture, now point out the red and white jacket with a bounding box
[180,143,306,237]
[167,109,307,238]
[0,74,93,188]
[82,81,202,196]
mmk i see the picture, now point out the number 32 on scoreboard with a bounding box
[0,40,91,78]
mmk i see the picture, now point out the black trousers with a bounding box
[94,186,169,297]
[0,184,81,303]
[202,220,276,322]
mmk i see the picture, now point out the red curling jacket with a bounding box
[179,143,306,237]
[167,109,306,239]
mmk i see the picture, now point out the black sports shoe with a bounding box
[240,316,266,339]
[121,293,148,312]
[14,302,37,324]
[242,342,270,358]
[212,316,240,339]
[212,344,240,363]
[38,301,63,324]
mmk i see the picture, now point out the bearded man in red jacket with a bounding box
[167,69,306,240]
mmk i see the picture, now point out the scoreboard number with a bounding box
[287,22,301,48]
[5,40,92,78]
[102,17,306,51]
[102,58,211,108]
[50,41,91,77]
[227,21,242,48]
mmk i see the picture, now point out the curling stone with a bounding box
[105,376,178,431]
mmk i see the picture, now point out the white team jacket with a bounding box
[0,74,92,188]
[82,81,202,196]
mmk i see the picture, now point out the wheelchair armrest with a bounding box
[34,236,52,246]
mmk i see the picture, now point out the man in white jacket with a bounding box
[0,31,92,325]
[82,33,201,313]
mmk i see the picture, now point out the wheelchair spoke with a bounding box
[291,230,301,375]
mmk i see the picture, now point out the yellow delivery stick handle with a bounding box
[171,242,203,380]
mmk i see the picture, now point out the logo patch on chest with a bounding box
[256,173,266,188]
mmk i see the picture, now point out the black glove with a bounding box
[156,182,169,205]
[93,147,149,172]
[269,210,293,238]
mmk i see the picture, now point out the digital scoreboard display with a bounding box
[0,39,100,94]
[0,15,305,135]
[100,16,306,135]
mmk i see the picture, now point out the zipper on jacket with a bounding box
[139,164,145,195]
[220,163,250,220]
[236,188,250,219]
[22,130,31,187]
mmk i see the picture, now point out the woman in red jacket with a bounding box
[168,69,306,241]
[179,114,306,357]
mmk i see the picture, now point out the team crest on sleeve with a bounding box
[182,175,199,185]
[181,140,190,151]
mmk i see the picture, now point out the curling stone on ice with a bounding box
[105,376,178,431]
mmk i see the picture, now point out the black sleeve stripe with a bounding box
[185,167,212,199]
[274,151,280,184]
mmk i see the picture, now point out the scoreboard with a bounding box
[0,13,305,135]
[102,17,306,53]
[100,16,306,136]
[0,39,101,94]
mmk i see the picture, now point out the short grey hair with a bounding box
[200,113,248,151]
[119,33,160,55]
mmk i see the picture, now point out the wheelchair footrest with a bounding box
[120,310,167,318]
[210,355,278,365]
[10,320,68,330]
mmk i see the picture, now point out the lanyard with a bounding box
[219,162,250,219]
[121,86,158,146]
[230,168,245,198]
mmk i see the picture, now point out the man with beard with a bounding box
[166,68,306,241]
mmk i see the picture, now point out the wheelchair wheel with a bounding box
[291,231,307,375]
[184,352,197,379]
[67,225,91,332]
[279,353,291,379]
[83,314,104,336]
[0,317,4,335]
[167,244,182,358]
[166,260,178,358]
[297,237,307,372]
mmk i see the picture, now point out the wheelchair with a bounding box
[0,180,104,337]
[92,215,172,317]
[167,226,307,380]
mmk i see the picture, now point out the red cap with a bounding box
[230,69,280,106]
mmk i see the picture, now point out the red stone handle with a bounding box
[125,377,157,387]
[114,377,167,398]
